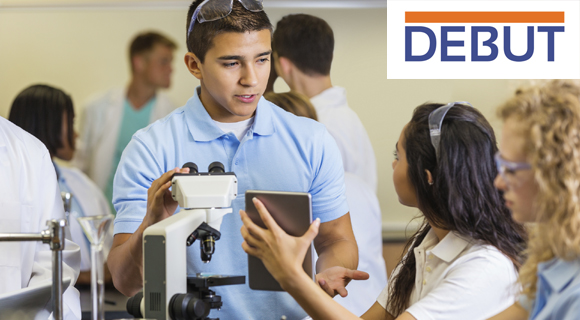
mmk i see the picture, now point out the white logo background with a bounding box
[387,0,580,79]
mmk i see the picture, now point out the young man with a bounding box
[271,14,378,193]
[74,31,177,211]
[108,1,361,319]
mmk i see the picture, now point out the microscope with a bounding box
[127,162,245,320]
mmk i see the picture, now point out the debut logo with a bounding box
[386,1,580,79]
[405,12,565,62]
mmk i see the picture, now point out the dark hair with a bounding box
[273,14,334,76]
[388,103,526,316]
[129,31,177,71]
[8,84,75,157]
[186,0,273,63]
[264,91,318,121]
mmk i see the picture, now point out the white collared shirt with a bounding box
[310,86,377,192]
[377,228,518,320]
[0,117,81,319]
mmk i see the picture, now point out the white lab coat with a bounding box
[332,172,387,316]
[310,86,378,193]
[56,165,113,272]
[0,117,81,320]
[74,88,176,191]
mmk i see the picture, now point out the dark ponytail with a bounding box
[387,103,526,316]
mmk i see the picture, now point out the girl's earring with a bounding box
[429,180,434,185]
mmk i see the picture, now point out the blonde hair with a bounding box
[264,91,318,121]
[497,80,580,300]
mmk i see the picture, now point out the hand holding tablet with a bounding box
[240,191,318,291]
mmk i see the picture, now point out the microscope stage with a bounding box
[187,274,246,288]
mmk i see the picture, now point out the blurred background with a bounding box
[0,0,541,241]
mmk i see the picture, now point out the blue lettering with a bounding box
[504,26,534,62]
[538,26,564,61]
[441,26,465,61]
[471,26,498,61]
[404,25,563,62]
[405,26,436,61]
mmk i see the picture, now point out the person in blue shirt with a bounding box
[107,1,362,319]
[487,81,580,320]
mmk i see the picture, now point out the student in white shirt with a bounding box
[488,81,580,320]
[74,31,178,210]
[240,102,526,320]
[9,84,113,286]
[270,14,377,192]
[0,116,81,320]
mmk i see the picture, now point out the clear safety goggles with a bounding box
[187,0,264,37]
[494,151,532,188]
[428,101,473,160]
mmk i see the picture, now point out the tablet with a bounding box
[245,190,315,291]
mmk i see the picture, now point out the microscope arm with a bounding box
[141,208,232,319]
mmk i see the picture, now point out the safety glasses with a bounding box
[187,0,264,38]
[428,101,472,160]
[494,152,532,188]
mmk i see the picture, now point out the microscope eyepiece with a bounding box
[208,161,225,174]
[182,162,198,174]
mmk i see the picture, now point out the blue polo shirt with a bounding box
[113,87,349,319]
[519,257,580,320]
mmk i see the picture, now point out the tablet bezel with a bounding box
[245,190,315,291]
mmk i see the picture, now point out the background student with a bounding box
[241,102,526,320]
[265,91,387,315]
[9,84,113,286]
[270,14,378,193]
[0,115,81,320]
[489,82,580,320]
[108,1,361,319]
[74,31,178,211]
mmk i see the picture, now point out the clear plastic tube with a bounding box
[90,243,105,320]
[77,214,113,320]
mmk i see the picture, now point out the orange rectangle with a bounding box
[405,11,565,23]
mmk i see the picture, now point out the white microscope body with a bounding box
[135,162,238,320]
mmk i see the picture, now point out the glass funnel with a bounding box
[77,214,114,320]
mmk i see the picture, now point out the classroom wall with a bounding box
[0,4,534,235]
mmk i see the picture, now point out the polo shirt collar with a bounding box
[430,231,471,263]
[538,257,580,293]
[252,97,275,136]
[184,87,275,142]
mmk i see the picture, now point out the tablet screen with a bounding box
[245,190,315,291]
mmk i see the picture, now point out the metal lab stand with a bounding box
[0,219,67,320]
